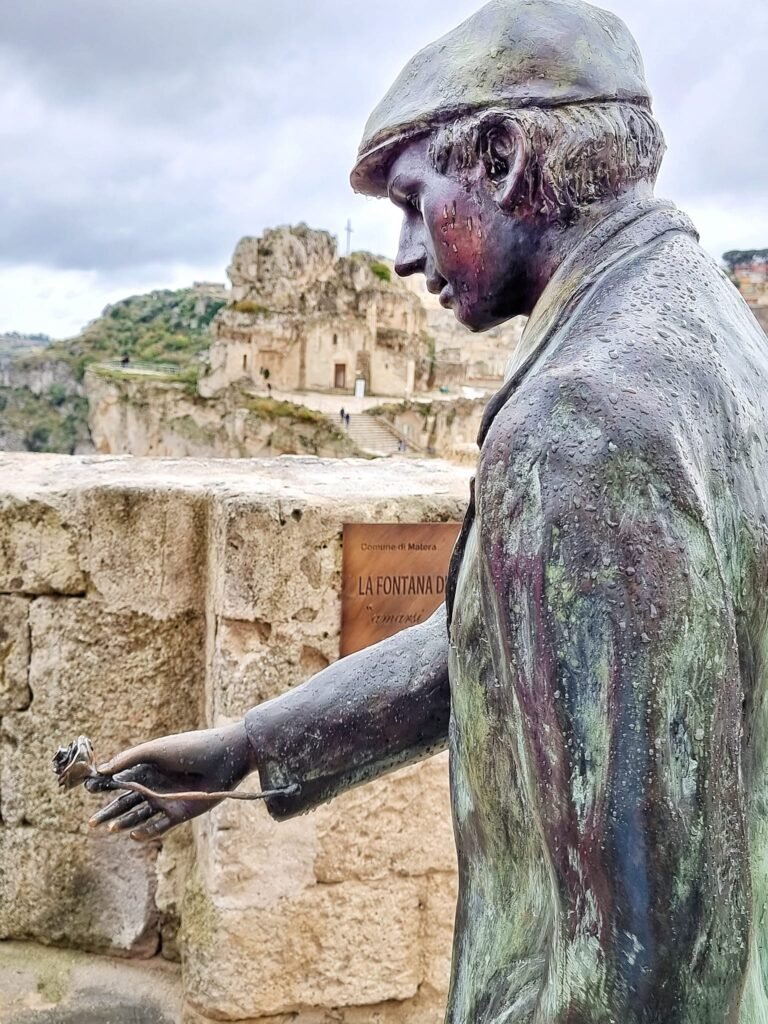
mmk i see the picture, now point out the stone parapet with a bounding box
[0,453,468,1023]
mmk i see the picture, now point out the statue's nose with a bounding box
[394,219,427,278]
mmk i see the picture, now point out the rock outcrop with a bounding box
[374,396,488,463]
[228,225,339,311]
[86,369,359,459]
[203,225,430,399]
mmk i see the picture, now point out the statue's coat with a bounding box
[247,197,768,1021]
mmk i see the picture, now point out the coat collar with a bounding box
[479,198,698,449]
[446,196,698,631]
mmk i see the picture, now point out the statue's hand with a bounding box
[86,722,253,841]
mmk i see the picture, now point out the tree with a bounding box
[722,249,768,273]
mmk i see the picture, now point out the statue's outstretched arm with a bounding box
[479,383,745,1021]
[86,605,450,838]
[244,603,450,819]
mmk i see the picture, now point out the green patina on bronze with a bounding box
[247,199,768,1019]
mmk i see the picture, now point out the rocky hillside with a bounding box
[0,331,52,357]
[0,286,225,453]
[0,387,90,453]
[40,285,226,382]
[86,367,360,459]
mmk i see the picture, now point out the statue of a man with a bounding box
[89,1,768,1019]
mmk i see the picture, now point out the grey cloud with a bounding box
[0,0,765,284]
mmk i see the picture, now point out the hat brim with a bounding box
[350,94,652,199]
[350,126,432,198]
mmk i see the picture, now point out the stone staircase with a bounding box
[346,412,403,456]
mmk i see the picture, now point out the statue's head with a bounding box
[351,0,666,330]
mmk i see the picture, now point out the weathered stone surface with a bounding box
[86,374,359,462]
[211,497,344,628]
[0,940,181,1022]
[313,755,456,882]
[181,996,443,1024]
[155,828,194,962]
[194,790,318,912]
[0,830,159,957]
[228,227,338,311]
[1,597,204,832]
[0,596,30,713]
[77,486,208,619]
[0,454,468,1023]
[0,496,85,595]
[209,501,342,714]
[183,874,423,1020]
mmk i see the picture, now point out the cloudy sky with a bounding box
[1,0,766,338]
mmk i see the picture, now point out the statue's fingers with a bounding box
[107,804,155,833]
[97,740,169,776]
[84,775,122,794]
[88,791,143,827]
[130,812,174,842]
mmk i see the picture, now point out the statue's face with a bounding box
[386,136,532,331]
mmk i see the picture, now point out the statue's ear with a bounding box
[478,115,527,212]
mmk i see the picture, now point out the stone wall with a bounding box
[0,453,468,1023]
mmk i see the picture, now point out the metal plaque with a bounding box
[341,522,461,656]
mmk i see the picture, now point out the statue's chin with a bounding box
[452,302,499,334]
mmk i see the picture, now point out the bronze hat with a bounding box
[350,0,651,197]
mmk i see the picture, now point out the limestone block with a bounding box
[155,827,194,962]
[211,617,338,717]
[211,496,342,633]
[0,828,159,957]
[182,993,444,1024]
[0,595,30,713]
[194,793,318,912]
[182,875,422,1020]
[313,755,456,883]
[0,597,204,832]
[0,496,85,595]
[77,486,208,619]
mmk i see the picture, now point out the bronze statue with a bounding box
[73,0,768,1019]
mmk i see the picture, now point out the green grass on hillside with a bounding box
[243,395,330,424]
[0,386,90,453]
[17,288,226,381]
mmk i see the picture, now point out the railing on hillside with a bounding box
[91,360,194,380]
[358,410,430,457]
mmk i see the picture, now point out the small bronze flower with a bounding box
[53,735,97,790]
[53,734,300,804]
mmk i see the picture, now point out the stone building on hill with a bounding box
[201,225,430,398]
[724,251,768,336]
[737,266,768,336]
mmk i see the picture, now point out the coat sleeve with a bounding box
[243,604,450,819]
[476,375,748,1021]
